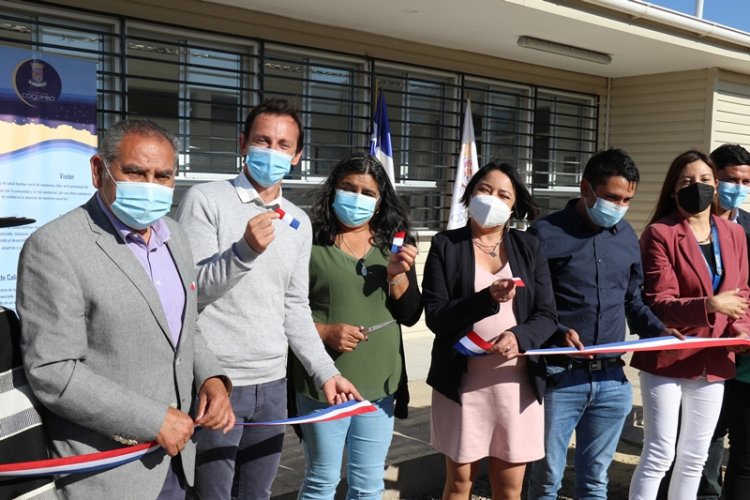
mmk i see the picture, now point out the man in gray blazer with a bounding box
[16,119,235,499]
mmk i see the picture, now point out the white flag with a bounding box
[447,99,478,229]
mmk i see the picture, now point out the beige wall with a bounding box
[712,70,750,150]
[401,238,432,339]
[607,69,713,233]
[712,70,750,214]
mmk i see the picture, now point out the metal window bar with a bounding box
[0,5,599,229]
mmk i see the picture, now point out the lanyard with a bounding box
[701,224,723,293]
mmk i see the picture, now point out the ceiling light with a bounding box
[517,36,612,65]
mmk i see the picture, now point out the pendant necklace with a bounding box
[339,236,371,276]
[472,232,504,258]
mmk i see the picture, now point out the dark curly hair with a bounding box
[311,154,414,253]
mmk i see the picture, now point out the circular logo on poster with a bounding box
[13,58,62,108]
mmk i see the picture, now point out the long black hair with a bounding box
[311,154,414,253]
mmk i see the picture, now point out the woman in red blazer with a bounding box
[629,149,750,500]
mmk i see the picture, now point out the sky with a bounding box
[647,1,750,33]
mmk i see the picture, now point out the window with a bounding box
[531,90,598,214]
[263,47,368,182]
[465,78,533,179]
[0,5,599,229]
[374,65,460,229]
[126,28,255,176]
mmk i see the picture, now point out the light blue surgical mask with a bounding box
[717,181,750,210]
[332,189,378,227]
[245,146,293,187]
[104,164,174,230]
[585,191,628,228]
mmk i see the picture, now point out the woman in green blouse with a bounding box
[289,153,422,500]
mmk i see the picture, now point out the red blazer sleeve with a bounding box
[639,223,713,328]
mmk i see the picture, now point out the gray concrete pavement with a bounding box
[271,332,647,499]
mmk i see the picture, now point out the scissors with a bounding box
[361,319,397,334]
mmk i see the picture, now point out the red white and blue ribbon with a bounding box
[240,399,376,426]
[0,442,160,478]
[454,331,496,357]
[524,335,750,356]
[274,207,300,230]
[454,333,750,358]
[0,400,376,478]
[391,231,405,253]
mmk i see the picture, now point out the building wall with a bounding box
[607,69,713,233]
[711,70,750,214]
[43,0,608,98]
[712,70,750,149]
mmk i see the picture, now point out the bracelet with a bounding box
[388,275,404,286]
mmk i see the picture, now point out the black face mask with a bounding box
[676,182,715,214]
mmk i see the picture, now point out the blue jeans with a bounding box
[528,365,632,500]
[296,393,395,500]
[192,378,287,500]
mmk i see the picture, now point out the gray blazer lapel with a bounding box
[84,198,175,349]
[164,219,195,352]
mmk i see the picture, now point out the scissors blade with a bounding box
[364,319,397,334]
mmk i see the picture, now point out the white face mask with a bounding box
[468,195,512,228]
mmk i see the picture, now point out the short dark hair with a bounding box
[582,148,640,188]
[100,119,177,166]
[710,144,750,171]
[649,149,716,224]
[311,154,414,253]
[460,161,540,221]
[242,98,304,154]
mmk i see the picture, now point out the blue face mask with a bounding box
[585,190,628,228]
[104,165,174,230]
[245,147,293,187]
[717,181,750,210]
[332,189,378,227]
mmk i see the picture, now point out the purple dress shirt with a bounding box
[96,194,185,346]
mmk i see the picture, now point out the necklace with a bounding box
[339,236,371,276]
[472,232,504,258]
[696,225,713,245]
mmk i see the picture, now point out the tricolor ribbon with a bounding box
[453,331,497,357]
[0,442,160,478]
[391,231,405,253]
[454,333,750,358]
[274,207,300,230]
[0,400,376,478]
[524,335,750,356]
[239,399,376,426]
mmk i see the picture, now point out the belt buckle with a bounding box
[588,360,602,371]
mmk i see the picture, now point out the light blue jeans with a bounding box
[296,394,395,500]
[528,364,633,500]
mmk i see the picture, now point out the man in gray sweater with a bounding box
[176,99,361,499]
